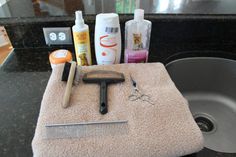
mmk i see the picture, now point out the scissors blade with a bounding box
[130,74,137,87]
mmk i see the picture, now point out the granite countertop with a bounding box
[0,48,235,157]
[0,48,51,156]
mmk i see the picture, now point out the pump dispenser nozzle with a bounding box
[75,11,84,27]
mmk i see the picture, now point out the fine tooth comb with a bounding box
[45,120,129,139]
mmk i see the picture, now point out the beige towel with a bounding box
[32,63,203,157]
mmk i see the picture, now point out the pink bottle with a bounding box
[124,9,152,63]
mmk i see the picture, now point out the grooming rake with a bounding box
[83,70,125,114]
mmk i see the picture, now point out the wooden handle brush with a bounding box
[62,61,76,108]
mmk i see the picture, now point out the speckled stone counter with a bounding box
[0,48,51,156]
[0,71,50,156]
[0,48,236,157]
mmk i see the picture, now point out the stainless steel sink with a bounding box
[166,57,236,153]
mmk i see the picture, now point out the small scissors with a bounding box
[129,74,154,105]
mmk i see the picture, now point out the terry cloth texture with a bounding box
[32,63,203,157]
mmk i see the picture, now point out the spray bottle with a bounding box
[72,11,92,66]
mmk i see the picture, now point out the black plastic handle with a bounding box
[100,81,108,114]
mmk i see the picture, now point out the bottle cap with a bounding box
[96,13,119,26]
[75,10,84,27]
[49,49,72,68]
[134,9,144,21]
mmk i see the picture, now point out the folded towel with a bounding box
[32,63,203,157]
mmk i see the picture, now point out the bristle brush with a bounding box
[61,61,80,108]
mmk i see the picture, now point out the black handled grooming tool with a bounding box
[83,70,125,114]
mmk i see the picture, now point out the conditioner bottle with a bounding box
[95,13,121,65]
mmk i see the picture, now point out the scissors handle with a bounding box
[129,88,141,100]
[129,94,139,101]
[140,94,154,105]
[129,74,155,105]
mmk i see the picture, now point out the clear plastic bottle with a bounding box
[124,9,152,63]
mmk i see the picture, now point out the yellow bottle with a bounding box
[72,11,92,66]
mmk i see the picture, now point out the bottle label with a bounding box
[132,33,143,50]
[105,27,119,34]
[99,33,118,64]
[53,50,68,58]
[73,31,91,66]
[124,33,147,63]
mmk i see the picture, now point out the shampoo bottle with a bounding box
[72,11,92,66]
[95,13,121,65]
[124,9,152,63]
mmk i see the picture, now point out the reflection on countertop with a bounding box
[1,0,236,18]
[1,48,51,72]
